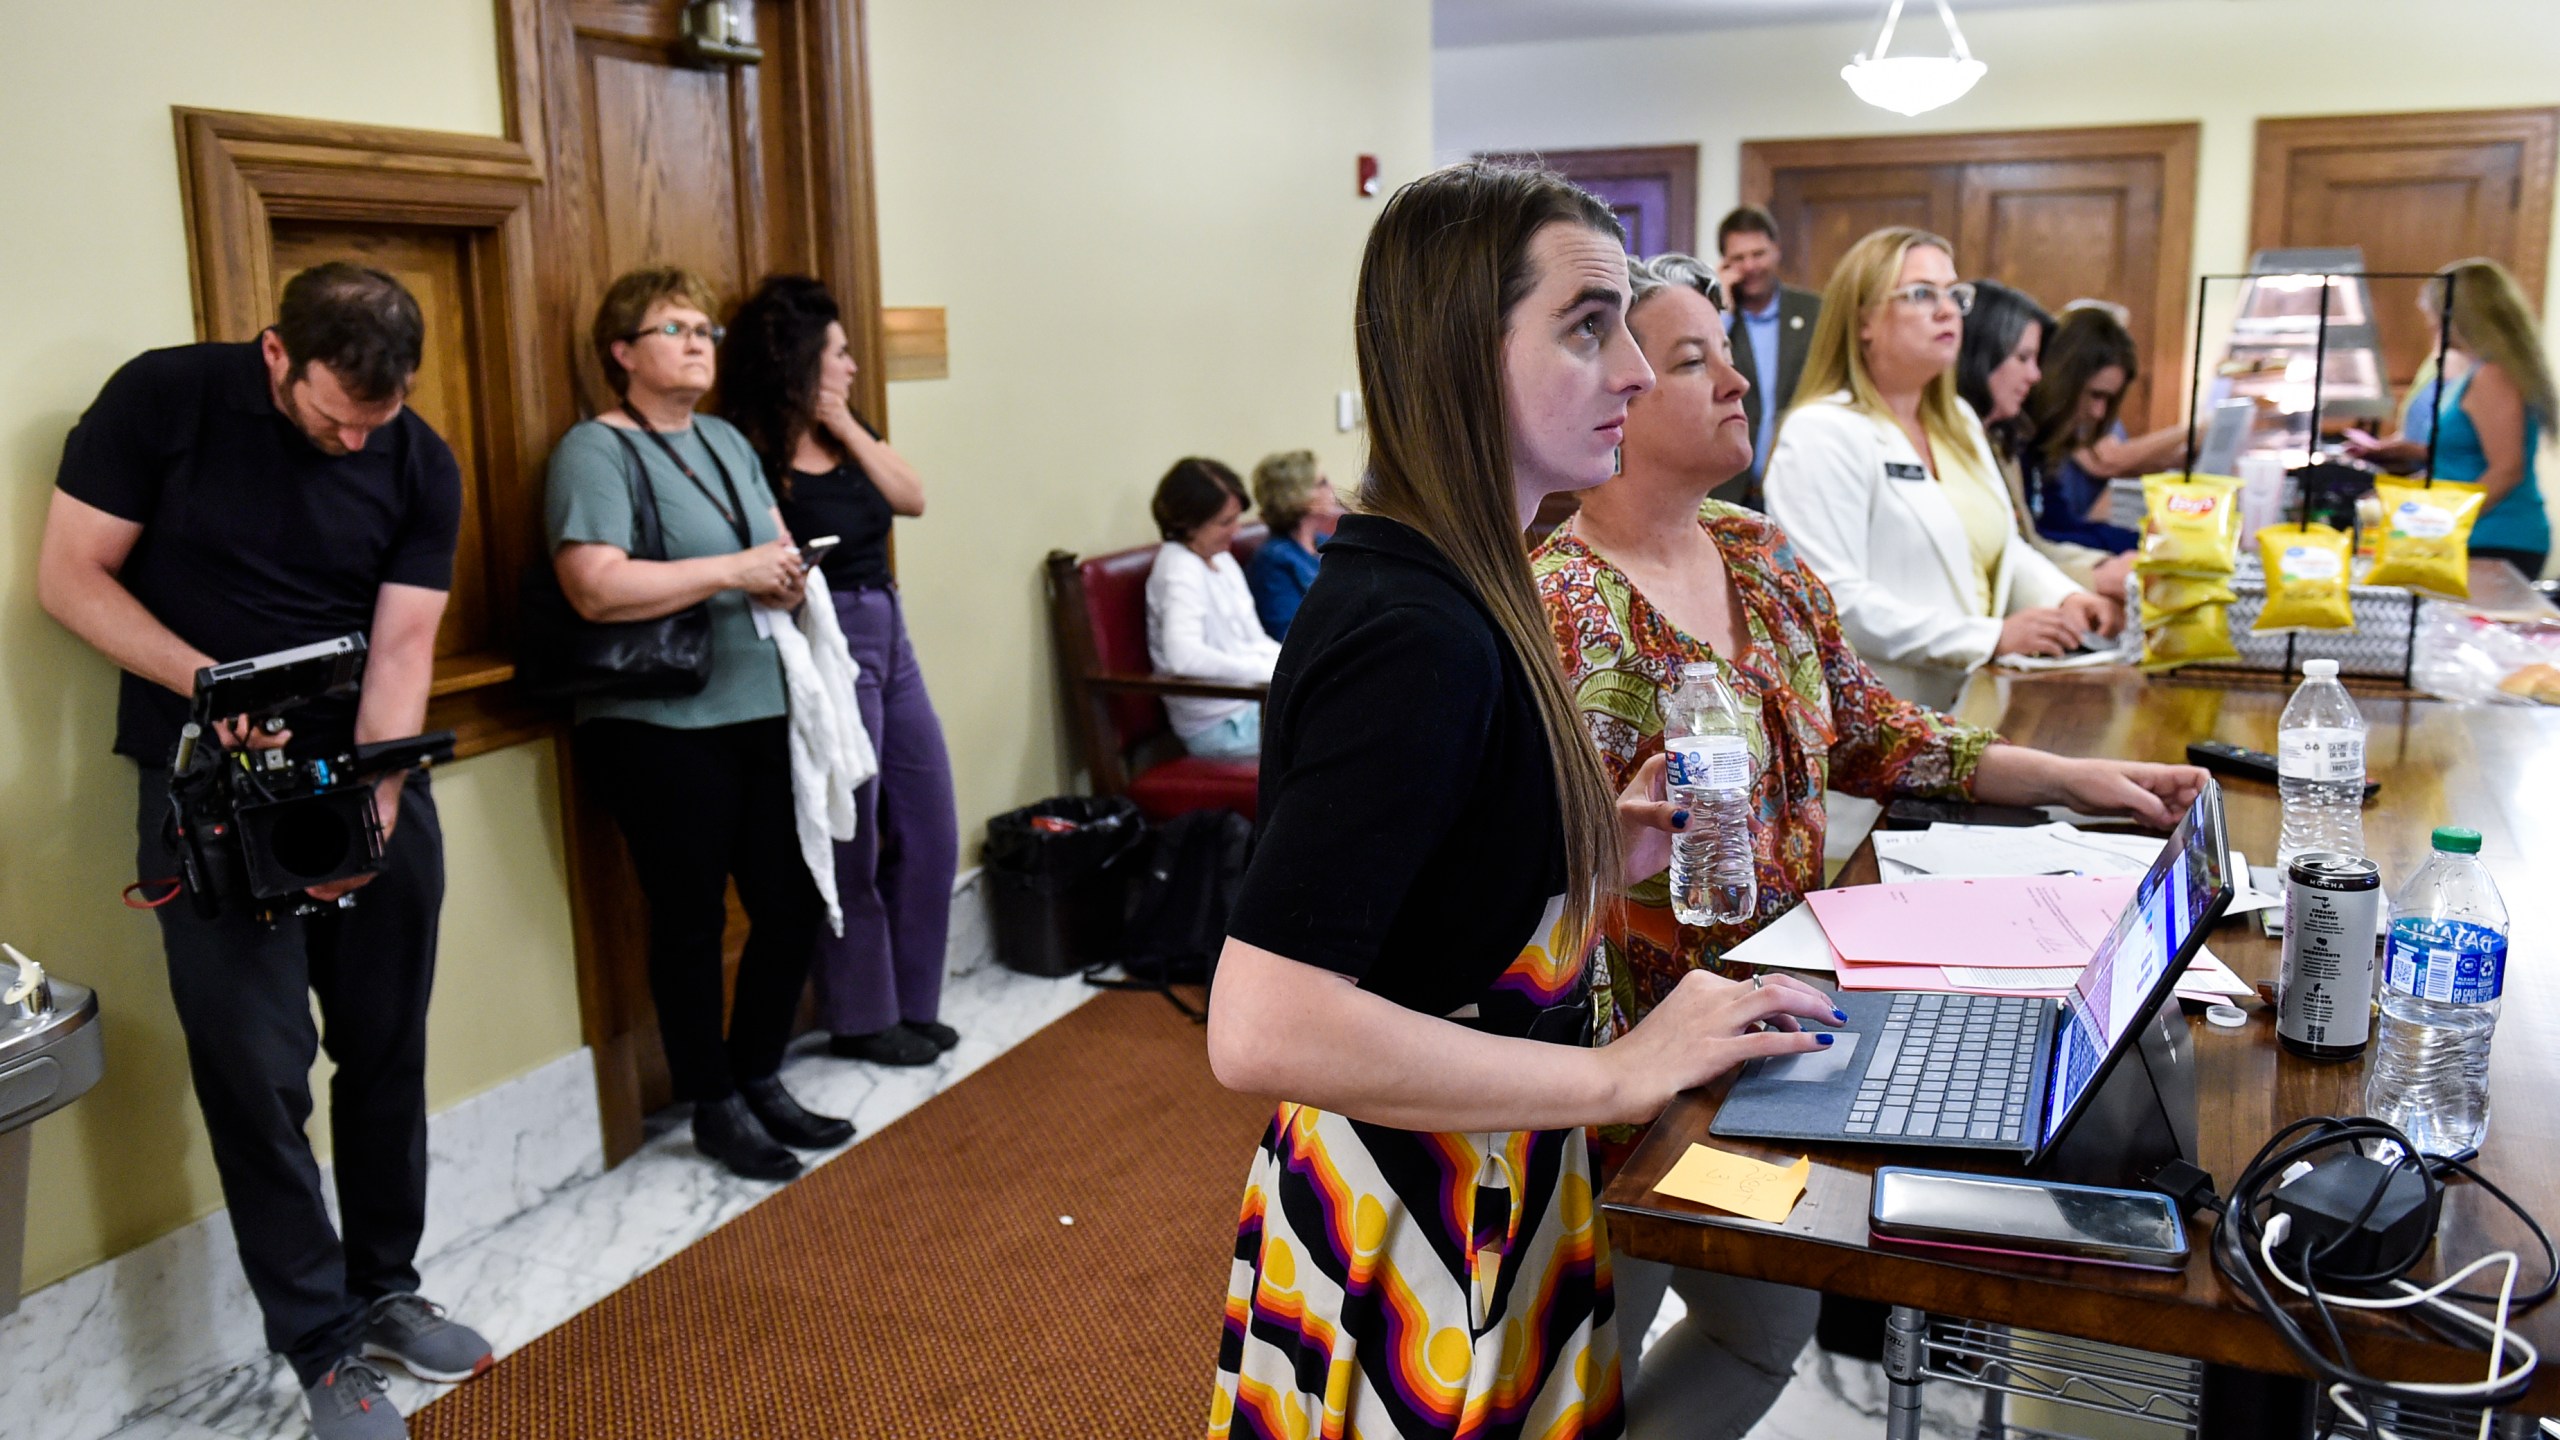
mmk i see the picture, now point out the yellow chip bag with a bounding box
[2364,478,2485,598]
[2142,603,2239,671]
[2139,574,2240,628]
[2137,473,2243,576]
[2253,523,2356,633]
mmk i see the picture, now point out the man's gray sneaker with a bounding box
[304,1356,406,1440]
[360,1292,494,1383]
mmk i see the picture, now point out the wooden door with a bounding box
[517,0,886,1160]
[1744,125,2198,431]
[1480,144,1699,258]
[2252,109,2558,391]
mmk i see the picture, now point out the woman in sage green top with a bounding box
[544,266,849,1183]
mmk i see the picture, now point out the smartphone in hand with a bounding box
[798,534,841,569]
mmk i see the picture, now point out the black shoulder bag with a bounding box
[516,421,724,702]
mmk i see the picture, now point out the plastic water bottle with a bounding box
[1664,662,1755,926]
[2366,827,2509,1158]
[2276,658,2366,867]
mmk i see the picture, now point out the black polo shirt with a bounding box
[54,341,463,763]
[1226,514,1569,1020]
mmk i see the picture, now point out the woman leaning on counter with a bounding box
[1761,227,2114,709]
[544,266,853,1183]
[1530,251,2205,1437]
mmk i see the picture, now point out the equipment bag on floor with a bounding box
[1095,807,1251,992]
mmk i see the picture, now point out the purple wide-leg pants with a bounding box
[812,585,960,1036]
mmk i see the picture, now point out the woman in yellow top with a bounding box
[1762,227,2115,709]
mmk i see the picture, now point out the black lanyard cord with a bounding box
[620,404,752,550]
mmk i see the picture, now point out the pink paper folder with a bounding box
[1804,875,2138,970]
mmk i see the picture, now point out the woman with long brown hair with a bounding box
[1202,164,1842,1439]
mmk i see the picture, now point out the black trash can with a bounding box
[982,796,1146,977]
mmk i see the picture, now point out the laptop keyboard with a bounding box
[1844,993,2040,1143]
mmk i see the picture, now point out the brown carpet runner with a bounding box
[415,989,1274,1439]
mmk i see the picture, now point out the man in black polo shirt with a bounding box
[38,264,489,1440]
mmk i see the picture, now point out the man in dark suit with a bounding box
[1716,205,1822,509]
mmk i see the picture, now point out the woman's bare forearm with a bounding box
[555,544,740,623]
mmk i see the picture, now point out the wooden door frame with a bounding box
[2250,107,2560,307]
[1741,122,2200,431]
[503,0,888,1165]
[172,107,556,758]
[1480,143,1700,256]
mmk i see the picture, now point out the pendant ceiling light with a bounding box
[1841,0,1987,117]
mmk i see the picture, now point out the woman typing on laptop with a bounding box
[1530,252,2206,1435]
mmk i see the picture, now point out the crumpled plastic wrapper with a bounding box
[2411,601,2560,705]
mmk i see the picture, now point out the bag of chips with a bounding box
[2364,478,2485,598]
[2136,473,2243,576]
[2139,574,2240,629]
[2252,523,2356,633]
[2142,603,2239,671]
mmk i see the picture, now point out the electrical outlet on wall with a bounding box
[1335,390,1363,432]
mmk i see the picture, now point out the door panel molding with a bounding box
[1742,123,2198,432]
[1478,143,1699,256]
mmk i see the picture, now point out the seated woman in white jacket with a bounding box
[1763,226,2117,710]
[1144,457,1282,757]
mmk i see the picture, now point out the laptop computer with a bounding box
[1711,781,2231,1166]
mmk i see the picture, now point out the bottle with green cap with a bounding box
[2366,825,2510,1158]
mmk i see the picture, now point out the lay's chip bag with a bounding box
[2364,478,2485,598]
[2136,472,2243,577]
[2139,574,2239,629]
[2141,603,2239,671]
[2253,522,2356,633]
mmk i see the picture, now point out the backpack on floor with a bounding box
[1085,808,1252,1012]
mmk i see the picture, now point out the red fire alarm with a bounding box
[1357,154,1381,197]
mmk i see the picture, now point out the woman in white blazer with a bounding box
[1763,227,2116,710]
[1144,456,1281,756]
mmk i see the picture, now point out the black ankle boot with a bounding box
[692,1094,802,1181]
[828,1024,940,1066]
[737,1074,855,1149]
[904,1019,960,1053]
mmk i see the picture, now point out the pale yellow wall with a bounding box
[0,2,584,1290]
[1436,0,2560,570]
[868,0,1437,831]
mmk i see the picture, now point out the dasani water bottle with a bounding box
[2366,827,2509,1158]
[1665,662,1755,926]
[2277,658,2366,866]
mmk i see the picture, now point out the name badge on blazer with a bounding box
[1883,461,1929,481]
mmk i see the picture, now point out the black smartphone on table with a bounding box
[1869,1166,2189,1270]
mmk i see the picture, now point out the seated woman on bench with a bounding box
[1143,456,1279,757]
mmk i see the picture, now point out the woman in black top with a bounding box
[1203,165,1842,1440]
[720,276,963,1068]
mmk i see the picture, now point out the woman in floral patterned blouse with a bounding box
[1531,253,2205,1436]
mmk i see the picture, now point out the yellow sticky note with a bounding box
[1653,1144,1811,1224]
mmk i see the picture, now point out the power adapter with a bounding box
[2270,1152,2432,1279]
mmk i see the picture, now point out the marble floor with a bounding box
[92,950,2032,1440]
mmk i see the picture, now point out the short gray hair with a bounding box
[1628,252,1724,313]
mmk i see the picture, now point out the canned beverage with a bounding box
[2279,853,2383,1059]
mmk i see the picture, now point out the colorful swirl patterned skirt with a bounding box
[1208,897,1623,1440]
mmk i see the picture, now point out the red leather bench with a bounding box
[1044,528,1269,822]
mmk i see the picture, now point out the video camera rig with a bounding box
[164,635,455,919]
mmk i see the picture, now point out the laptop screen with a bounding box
[2038,784,2230,1148]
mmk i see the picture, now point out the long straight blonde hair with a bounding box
[2436,257,2558,425]
[1354,163,1623,955]
[1784,226,1983,465]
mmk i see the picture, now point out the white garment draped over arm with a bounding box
[1764,402,2004,674]
[1146,544,1282,683]
[762,570,878,936]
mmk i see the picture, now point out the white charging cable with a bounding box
[2258,1212,2536,1439]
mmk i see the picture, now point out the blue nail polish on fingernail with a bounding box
[1671,810,1690,829]
[1833,1009,1848,1023]
[1815,1033,1835,1046]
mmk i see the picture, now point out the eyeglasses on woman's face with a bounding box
[1882,281,1976,316]
[628,320,727,345]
